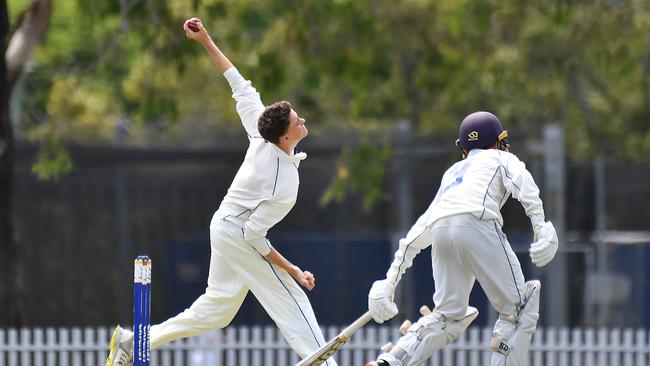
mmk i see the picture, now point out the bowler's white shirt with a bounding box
[215,67,306,256]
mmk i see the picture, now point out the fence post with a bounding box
[584,328,595,366]
[213,328,224,366]
[392,119,415,318]
[593,156,612,328]
[263,327,274,366]
[543,125,568,327]
[559,327,569,366]
[363,326,376,365]
[610,328,621,366]
[33,328,44,366]
[71,328,82,366]
[225,327,236,366]
[597,328,608,366]
[622,329,633,366]
[481,328,492,365]
[7,329,17,366]
[187,332,202,366]
[531,328,544,366]
[45,328,56,366]
[468,328,480,366]
[289,346,299,365]
[97,327,109,366]
[171,339,182,366]
[58,329,68,366]
[349,326,363,366]
[276,326,288,366]
[571,328,582,366]
[455,331,467,366]
[635,330,646,366]
[20,329,30,366]
[251,326,262,366]
[238,327,249,366]
[83,328,94,366]
[546,328,558,366]
[159,341,171,366]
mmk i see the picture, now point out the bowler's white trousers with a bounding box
[150,215,336,365]
[430,214,526,319]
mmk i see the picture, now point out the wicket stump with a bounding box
[133,256,152,366]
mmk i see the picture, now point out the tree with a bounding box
[12,1,650,202]
[10,0,650,217]
[0,0,51,327]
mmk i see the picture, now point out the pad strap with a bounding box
[499,313,518,323]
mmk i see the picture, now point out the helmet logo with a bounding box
[468,131,479,141]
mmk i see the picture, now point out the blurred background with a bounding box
[2,0,650,337]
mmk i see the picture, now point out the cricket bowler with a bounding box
[106,17,337,366]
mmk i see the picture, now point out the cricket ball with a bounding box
[188,20,200,32]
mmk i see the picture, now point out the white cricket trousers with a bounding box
[150,215,337,366]
[430,214,526,319]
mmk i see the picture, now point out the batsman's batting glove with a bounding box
[529,221,559,267]
[368,279,398,324]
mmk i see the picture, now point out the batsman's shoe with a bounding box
[105,325,133,366]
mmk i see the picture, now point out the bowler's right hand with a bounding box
[183,17,208,42]
[368,279,398,324]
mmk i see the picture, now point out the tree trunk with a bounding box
[0,0,23,327]
[0,0,52,327]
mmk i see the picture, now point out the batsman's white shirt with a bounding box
[149,67,336,365]
[427,149,544,229]
[386,148,546,317]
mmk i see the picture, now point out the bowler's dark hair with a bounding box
[258,101,291,144]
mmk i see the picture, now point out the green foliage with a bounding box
[320,141,391,211]
[44,74,120,141]
[31,136,73,180]
[121,52,180,123]
[12,0,650,202]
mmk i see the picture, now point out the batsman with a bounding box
[366,112,559,366]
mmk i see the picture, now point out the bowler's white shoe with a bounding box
[105,325,133,366]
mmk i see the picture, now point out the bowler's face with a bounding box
[285,109,308,142]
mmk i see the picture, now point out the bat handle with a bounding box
[340,311,373,339]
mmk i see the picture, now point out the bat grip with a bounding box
[340,311,373,339]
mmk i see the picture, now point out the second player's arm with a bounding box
[502,153,559,266]
[501,154,545,229]
[368,202,437,323]
[384,201,437,287]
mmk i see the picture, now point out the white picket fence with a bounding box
[1,326,649,366]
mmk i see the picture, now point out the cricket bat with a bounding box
[295,311,374,366]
